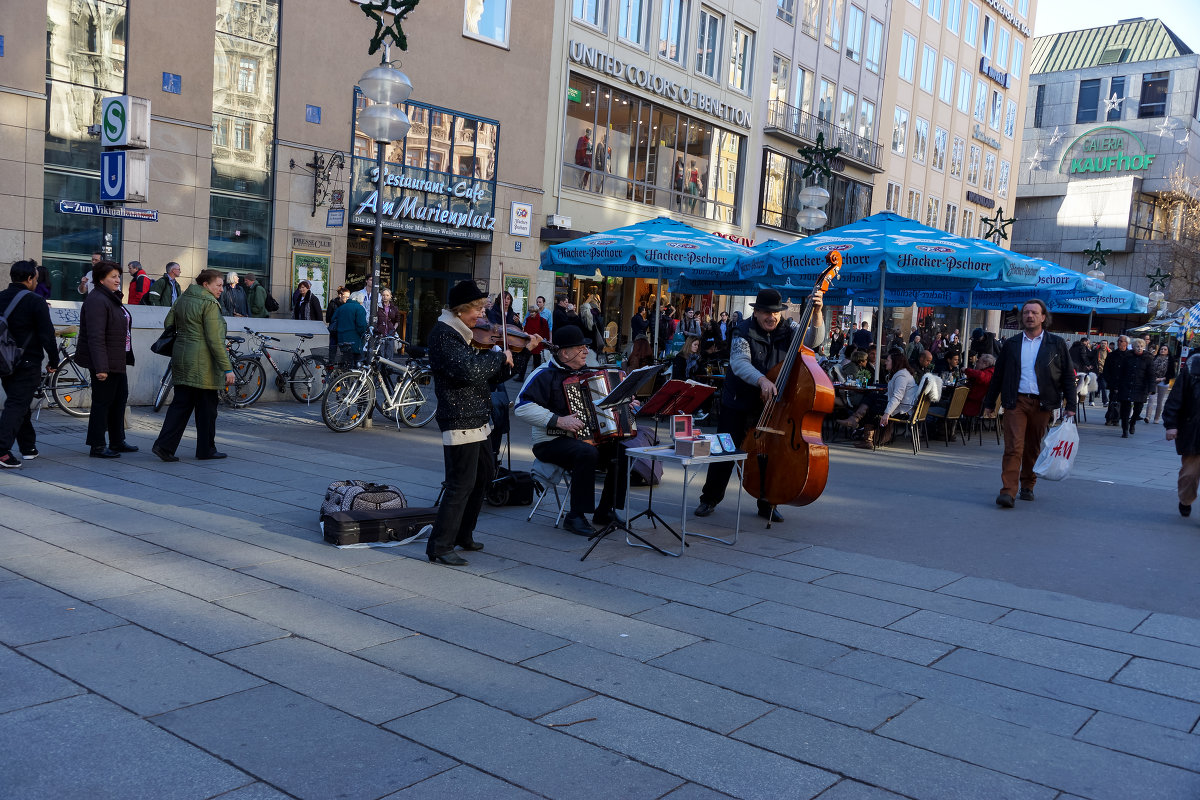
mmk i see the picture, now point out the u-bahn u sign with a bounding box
[1059,125,1157,176]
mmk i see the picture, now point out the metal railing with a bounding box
[764,99,884,170]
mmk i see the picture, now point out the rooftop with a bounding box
[1029,18,1194,74]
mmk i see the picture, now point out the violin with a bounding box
[471,320,536,351]
[741,250,842,510]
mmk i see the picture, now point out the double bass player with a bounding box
[694,287,825,522]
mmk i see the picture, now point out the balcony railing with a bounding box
[764,99,884,172]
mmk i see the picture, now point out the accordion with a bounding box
[547,369,637,445]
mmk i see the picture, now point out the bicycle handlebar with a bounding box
[243,327,281,343]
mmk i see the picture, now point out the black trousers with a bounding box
[428,439,494,557]
[86,372,128,448]
[700,402,771,514]
[1119,400,1146,433]
[0,363,41,455]
[532,436,626,519]
[155,385,219,457]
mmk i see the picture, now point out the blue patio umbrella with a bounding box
[670,239,785,295]
[541,216,754,354]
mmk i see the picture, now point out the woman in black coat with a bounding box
[1107,336,1155,437]
[75,261,137,458]
[291,280,323,321]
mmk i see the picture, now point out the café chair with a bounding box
[974,395,1004,445]
[926,385,970,446]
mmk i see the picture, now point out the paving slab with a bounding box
[1134,612,1200,648]
[1113,657,1200,702]
[522,642,774,734]
[878,699,1200,800]
[0,644,85,714]
[676,540,836,584]
[651,640,914,730]
[210,784,292,800]
[20,625,264,716]
[0,578,126,646]
[813,573,1009,623]
[780,545,963,590]
[634,602,851,668]
[384,696,683,799]
[0,694,250,800]
[660,783,737,799]
[539,695,838,799]
[889,610,1131,679]
[488,563,665,615]
[997,609,1200,668]
[237,557,416,610]
[364,595,570,662]
[357,634,590,718]
[736,601,953,664]
[481,593,700,661]
[582,563,758,613]
[733,706,1056,800]
[94,587,288,654]
[814,781,908,800]
[1076,711,1200,772]
[153,684,454,800]
[138,528,290,570]
[30,520,169,565]
[4,550,158,601]
[216,587,413,651]
[608,548,752,584]
[712,571,917,626]
[933,648,1200,732]
[349,556,536,610]
[937,576,1151,631]
[218,637,453,723]
[381,765,540,799]
[118,551,275,601]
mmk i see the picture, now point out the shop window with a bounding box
[618,0,648,45]
[1108,76,1126,121]
[573,0,607,31]
[1076,78,1101,124]
[1138,71,1168,118]
[464,0,510,47]
[696,7,722,79]
[865,18,882,72]
[659,0,689,63]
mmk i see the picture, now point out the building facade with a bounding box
[1013,18,1200,311]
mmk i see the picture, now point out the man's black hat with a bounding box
[553,325,588,349]
[750,288,787,312]
[448,280,487,308]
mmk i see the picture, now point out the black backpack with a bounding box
[264,292,280,313]
[0,290,32,377]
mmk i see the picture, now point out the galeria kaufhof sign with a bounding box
[1059,126,1157,176]
[350,158,496,242]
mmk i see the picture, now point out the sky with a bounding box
[1034,1,1200,51]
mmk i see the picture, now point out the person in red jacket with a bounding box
[519,302,551,380]
[125,261,152,306]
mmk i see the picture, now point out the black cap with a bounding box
[447,280,487,308]
[750,288,787,312]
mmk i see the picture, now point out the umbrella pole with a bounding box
[1087,308,1095,337]
[654,266,662,359]
[963,291,974,367]
[874,263,886,382]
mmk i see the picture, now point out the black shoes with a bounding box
[459,541,485,551]
[563,514,595,537]
[197,452,228,460]
[758,507,785,523]
[112,442,139,453]
[0,452,21,468]
[1129,423,1137,435]
[19,447,37,460]
[429,552,469,566]
[1018,488,1035,502]
[1181,503,1192,518]
[89,447,120,458]
[592,509,625,527]
[152,445,179,462]
[996,493,1015,508]
[694,502,717,517]
[1121,432,1129,438]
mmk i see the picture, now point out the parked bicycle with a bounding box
[31,330,90,419]
[154,336,247,412]
[220,327,330,408]
[321,334,436,432]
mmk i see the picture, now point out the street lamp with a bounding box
[357,50,412,328]
[795,184,831,231]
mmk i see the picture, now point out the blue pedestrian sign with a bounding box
[100,151,127,202]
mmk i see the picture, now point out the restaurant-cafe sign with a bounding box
[351,163,495,242]
[1059,126,1157,177]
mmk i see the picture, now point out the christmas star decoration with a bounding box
[797,132,841,182]
[1102,93,1124,114]
[351,0,420,54]
[1155,118,1176,138]
[1026,148,1045,172]
[1147,267,1171,291]
[980,207,1017,244]
[1084,240,1112,268]
[1178,131,1191,147]
[1047,126,1064,147]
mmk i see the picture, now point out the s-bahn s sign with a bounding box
[100,96,151,148]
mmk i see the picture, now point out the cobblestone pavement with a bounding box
[1,402,1198,799]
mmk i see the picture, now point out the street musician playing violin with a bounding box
[694,287,825,523]
[515,325,638,538]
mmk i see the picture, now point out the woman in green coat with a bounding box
[152,269,235,462]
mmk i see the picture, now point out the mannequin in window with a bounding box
[594,136,610,193]
[575,128,593,189]
[686,160,702,213]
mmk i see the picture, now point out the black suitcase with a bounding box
[486,467,536,506]
[320,506,438,546]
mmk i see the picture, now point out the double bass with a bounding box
[741,250,842,509]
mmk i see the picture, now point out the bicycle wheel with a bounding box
[289,355,329,403]
[153,365,174,412]
[398,369,437,428]
[322,370,375,432]
[49,356,91,417]
[221,357,266,408]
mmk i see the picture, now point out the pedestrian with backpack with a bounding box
[243,273,270,318]
[144,262,182,306]
[0,260,60,468]
[125,261,152,306]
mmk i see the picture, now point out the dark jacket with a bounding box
[984,331,1076,413]
[552,305,586,342]
[1106,348,1156,403]
[331,299,368,354]
[246,282,268,318]
[0,284,58,370]
[1163,354,1200,455]
[76,286,133,374]
[292,291,323,321]
[1069,340,1096,374]
[325,297,344,324]
[428,313,510,433]
[851,328,873,349]
[630,313,649,341]
[145,274,180,306]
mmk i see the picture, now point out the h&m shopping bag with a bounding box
[1033,417,1079,481]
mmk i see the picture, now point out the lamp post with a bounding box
[795,184,831,232]
[356,46,412,333]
